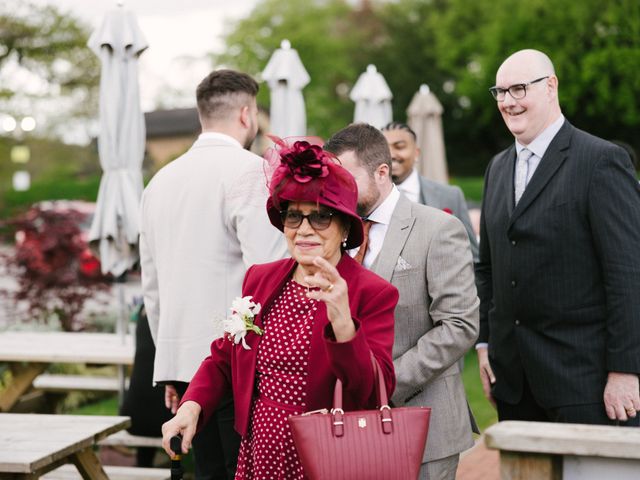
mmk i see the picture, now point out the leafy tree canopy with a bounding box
[0,1,99,140]
[217,0,640,174]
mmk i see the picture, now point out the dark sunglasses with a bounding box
[280,210,335,230]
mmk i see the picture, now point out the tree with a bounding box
[216,0,640,174]
[0,1,99,140]
[216,0,382,139]
[378,0,640,172]
[1,205,109,331]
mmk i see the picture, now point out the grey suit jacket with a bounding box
[371,195,480,462]
[418,175,479,262]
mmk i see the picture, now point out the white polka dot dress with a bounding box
[234,279,318,480]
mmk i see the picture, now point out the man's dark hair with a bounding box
[324,123,392,176]
[196,69,259,121]
[381,121,417,141]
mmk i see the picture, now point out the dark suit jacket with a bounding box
[182,254,398,435]
[476,120,640,408]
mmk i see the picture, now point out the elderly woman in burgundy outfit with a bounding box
[162,140,398,480]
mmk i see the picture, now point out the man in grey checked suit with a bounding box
[476,49,640,425]
[326,123,479,480]
[381,122,479,262]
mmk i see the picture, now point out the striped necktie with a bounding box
[514,148,534,205]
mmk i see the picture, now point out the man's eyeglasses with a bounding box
[489,76,549,102]
[280,210,334,230]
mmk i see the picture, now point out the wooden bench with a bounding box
[33,376,164,451]
[33,374,129,393]
[485,420,640,480]
[0,413,130,480]
[42,465,171,479]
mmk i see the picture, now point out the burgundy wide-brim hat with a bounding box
[265,137,364,249]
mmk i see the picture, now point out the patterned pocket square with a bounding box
[395,256,413,271]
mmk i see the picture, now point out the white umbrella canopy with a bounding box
[407,84,449,184]
[87,5,147,277]
[262,39,310,138]
[349,64,393,129]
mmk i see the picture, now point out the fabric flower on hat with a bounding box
[279,140,330,183]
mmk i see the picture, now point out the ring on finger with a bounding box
[325,283,334,293]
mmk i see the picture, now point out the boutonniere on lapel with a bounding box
[223,296,263,350]
[442,208,453,215]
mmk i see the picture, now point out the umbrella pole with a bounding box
[116,279,127,407]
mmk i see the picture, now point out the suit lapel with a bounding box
[371,196,415,281]
[509,121,572,228]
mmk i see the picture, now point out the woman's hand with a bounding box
[161,400,201,456]
[304,256,356,342]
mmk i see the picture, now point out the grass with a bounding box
[451,176,484,203]
[462,350,498,433]
[0,175,101,219]
[69,394,119,415]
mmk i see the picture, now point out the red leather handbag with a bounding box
[288,358,431,480]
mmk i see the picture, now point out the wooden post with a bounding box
[500,451,562,480]
[71,447,109,480]
[0,363,47,412]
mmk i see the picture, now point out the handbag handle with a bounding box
[331,354,393,436]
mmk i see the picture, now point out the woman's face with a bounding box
[283,201,347,269]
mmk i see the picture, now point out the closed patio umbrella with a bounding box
[350,64,392,129]
[87,5,147,401]
[87,4,147,277]
[262,39,310,137]
[407,84,448,184]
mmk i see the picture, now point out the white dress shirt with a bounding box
[348,186,401,269]
[396,168,421,203]
[514,114,565,186]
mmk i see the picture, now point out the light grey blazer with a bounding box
[418,175,479,263]
[371,195,479,463]
[140,137,287,384]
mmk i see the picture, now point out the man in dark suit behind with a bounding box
[381,122,479,262]
[476,49,640,425]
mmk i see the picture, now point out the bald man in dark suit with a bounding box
[476,49,640,426]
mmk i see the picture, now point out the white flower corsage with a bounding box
[222,296,263,350]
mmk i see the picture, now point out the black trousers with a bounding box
[175,382,241,480]
[495,375,640,426]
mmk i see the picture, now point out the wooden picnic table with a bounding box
[0,332,134,412]
[0,413,130,479]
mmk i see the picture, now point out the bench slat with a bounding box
[42,464,170,479]
[99,431,163,448]
[33,374,128,392]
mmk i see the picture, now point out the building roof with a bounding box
[145,108,200,138]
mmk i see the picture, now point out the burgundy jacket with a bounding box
[182,254,398,436]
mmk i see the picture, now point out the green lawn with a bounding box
[69,394,119,415]
[0,175,101,219]
[450,176,484,203]
[462,350,498,433]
